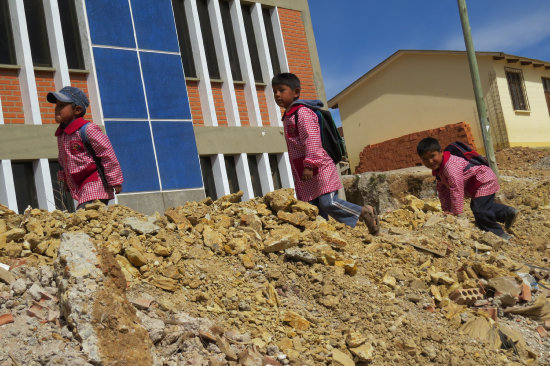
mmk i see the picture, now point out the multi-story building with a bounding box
[0,0,326,214]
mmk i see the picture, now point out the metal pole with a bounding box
[457,0,499,176]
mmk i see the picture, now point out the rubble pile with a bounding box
[1,148,550,365]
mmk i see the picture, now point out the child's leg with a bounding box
[308,196,329,220]
[315,191,362,228]
[470,194,506,237]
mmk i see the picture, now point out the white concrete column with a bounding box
[43,0,71,87]
[9,0,56,211]
[277,152,294,189]
[0,161,18,212]
[230,0,262,126]
[250,3,281,125]
[185,0,217,126]
[235,153,254,201]
[271,7,289,73]
[8,0,41,125]
[257,153,274,194]
[208,0,240,126]
[76,0,103,124]
[211,154,230,197]
[33,159,56,211]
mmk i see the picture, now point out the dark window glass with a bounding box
[224,155,240,194]
[247,154,262,197]
[269,154,282,190]
[0,0,16,65]
[200,156,217,199]
[58,0,85,70]
[505,68,529,111]
[12,161,39,214]
[241,4,263,83]
[262,7,280,76]
[220,0,242,81]
[542,77,550,116]
[23,0,52,67]
[196,0,220,79]
[49,161,75,212]
[172,0,197,78]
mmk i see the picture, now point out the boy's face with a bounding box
[272,84,300,109]
[55,102,81,125]
[420,150,444,170]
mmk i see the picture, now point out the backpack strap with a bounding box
[79,123,109,189]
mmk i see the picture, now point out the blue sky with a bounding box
[309,0,550,125]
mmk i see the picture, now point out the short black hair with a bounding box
[271,73,300,90]
[417,137,441,156]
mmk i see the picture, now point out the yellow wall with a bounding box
[339,52,494,170]
[494,61,550,146]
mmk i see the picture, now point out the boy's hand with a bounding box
[302,168,314,181]
[113,185,122,194]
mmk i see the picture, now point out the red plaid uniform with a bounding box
[55,117,123,205]
[282,105,342,202]
[434,151,499,214]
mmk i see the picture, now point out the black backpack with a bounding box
[294,105,347,164]
[444,141,489,170]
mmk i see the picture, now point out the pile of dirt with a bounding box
[2,148,550,365]
[496,147,550,177]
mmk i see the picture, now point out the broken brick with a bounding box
[0,313,14,326]
[477,306,497,321]
[520,283,532,302]
[130,297,152,311]
[536,325,548,338]
[450,288,485,305]
[27,304,47,320]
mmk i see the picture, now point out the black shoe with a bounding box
[504,208,519,230]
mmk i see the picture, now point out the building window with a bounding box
[58,0,85,70]
[247,154,263,197]
[199,156,217,199]
[172,0,197,78]
[269,153,282,190]
[196,0,220,79]
[262,7,280,77]
[12,161,38,214]
[220,0,242,81]
[49,161,75,212]
[0,0,16,65]
[241,3,263,83]
[543,77,550,116]
[224,155,240,194]
[505,68,529,111]
[23,0,52,67]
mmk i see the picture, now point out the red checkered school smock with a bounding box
[434,152,499,214]
[282,105,342,202]
[55,117,123,205]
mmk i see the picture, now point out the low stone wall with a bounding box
[355,122,476,173]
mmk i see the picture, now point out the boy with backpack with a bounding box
[416,137,518,240]
[272,73,379,234]
[48,86,123,210]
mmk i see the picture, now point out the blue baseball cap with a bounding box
[47,86,89,114]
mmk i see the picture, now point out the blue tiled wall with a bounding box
[85,0,203,195]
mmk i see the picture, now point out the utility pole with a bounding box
[457,0,499,176]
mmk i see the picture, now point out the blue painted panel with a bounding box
[151,121,203,190]
[140,52,191,119]
[104,121,160,192]
[85,0,135,48]
[93,48,148,119]
[131,0,180,52]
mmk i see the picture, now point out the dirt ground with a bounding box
[1,147,550,365]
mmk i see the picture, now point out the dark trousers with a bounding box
[470,194,511,237]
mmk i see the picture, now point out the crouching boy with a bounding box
[417,137,517,239]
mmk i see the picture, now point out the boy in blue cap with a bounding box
[48,86,123,210]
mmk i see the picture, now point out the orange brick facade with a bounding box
[234,83,249,126]
[277,7,317,100]
[35,71,56,124]
[186,80,203,125]
[355,122,477,173]
[0,68,25,124]
[256,85,271,125]
[211,81,227,126]
[69,72,93,123]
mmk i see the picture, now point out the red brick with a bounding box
[450,288,485,305]
[537,325,548,338]
[0,313,14,326]
[520,283,532,302]
[477,306,497,321]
